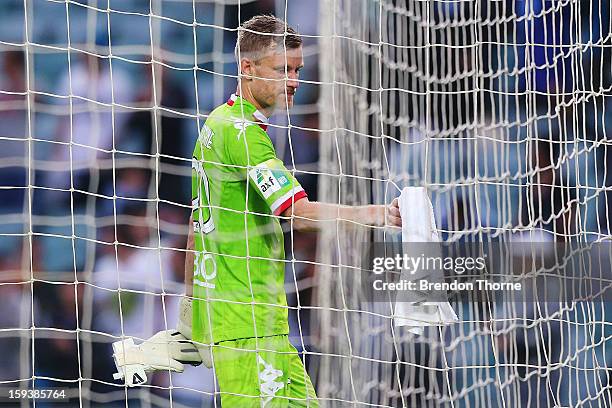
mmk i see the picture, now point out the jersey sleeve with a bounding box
[226,120,276,166]
[226,121,307,216]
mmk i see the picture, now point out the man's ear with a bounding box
[239,58,254,79]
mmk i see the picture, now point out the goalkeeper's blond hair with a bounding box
[235,15,302,62]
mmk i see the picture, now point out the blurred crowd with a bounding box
[0,0,610,406]
[385,0,612,243]
[384,1,612,406]
[0,0,319,405]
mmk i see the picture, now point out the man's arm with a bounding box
[184,214,194,297]
[282,198,401,231]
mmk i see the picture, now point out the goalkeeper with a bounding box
[186,15,401,407]
[113,14,401,407]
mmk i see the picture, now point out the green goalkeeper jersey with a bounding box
[191,94,307,344]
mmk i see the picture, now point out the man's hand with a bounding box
[112,296,213,387]
[112,330,202,387]
[386,197,402,228]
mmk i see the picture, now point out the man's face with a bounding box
[246,46,303,112]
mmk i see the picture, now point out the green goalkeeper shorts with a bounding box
[213,335,318,407]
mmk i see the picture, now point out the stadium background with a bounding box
[0,1,319,406]
[0,0,611,406]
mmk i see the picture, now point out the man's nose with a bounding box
[286,72,299,89]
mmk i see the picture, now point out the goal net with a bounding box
[314,0,611,407]
[0,0,610,407]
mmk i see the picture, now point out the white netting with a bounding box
[315,0,612,407]
[0,0,321,405]
[0,0,610,407]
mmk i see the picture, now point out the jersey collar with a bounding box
[226,93,269,131]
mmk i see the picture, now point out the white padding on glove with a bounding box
[177,296,213,368]
[112,329,202,386]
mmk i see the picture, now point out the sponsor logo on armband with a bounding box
[273,171,290,188]
[249,165,288,199]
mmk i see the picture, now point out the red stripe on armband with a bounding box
[274,190,307,216]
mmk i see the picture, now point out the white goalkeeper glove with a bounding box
[112,329,201,386]
[112,296,213,387]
